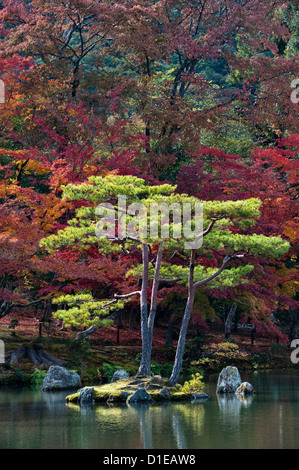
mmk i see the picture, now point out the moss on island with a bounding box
[66,376,196,404]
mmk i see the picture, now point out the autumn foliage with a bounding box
[0,0,298,356]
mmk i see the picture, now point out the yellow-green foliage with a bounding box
[181,373,205,394]
[203,341,249,361]
[128,262,254,289]
[193,342,250,370]
[41,174,289,259]
[52,293,126,329]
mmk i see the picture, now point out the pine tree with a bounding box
[40,174,290,382]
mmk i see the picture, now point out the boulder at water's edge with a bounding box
[216,366,242,393]
[110,369,130,383]
[78,386,94,404]
[235,381,254,395]
[126,388,152,404]
[41,365,81,391]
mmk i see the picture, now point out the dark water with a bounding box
[1,370,299,449]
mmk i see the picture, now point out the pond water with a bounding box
[1,370,299,449]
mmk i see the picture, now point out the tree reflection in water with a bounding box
[90,401,206,449]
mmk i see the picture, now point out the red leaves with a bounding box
[50,247,81,263]
[176,137,299,328]
[0,0,297,343]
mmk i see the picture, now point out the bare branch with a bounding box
[158,278,182,284]
[114,291,141,299]
[100,299,118,308]
[11,299,43,308]
[193,252,246,289]
[183,214,226,248]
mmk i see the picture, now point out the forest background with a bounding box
[0,0,298,385]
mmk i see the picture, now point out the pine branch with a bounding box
[193,252,247,289]
[114,291,141,299]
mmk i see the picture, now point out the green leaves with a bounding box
[47,175,266,249]
[204,230,290,258]
[40,174,289,266]
[61,175,176,205]
[52,293,126,329]
[128,263,254,289]
[203,198,262,223]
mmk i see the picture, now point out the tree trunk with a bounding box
[224,304,237,339]
[136,244,151,377]
[165,313,174,348]
[137,242,164,377]
[251,327,255,346]
[289,309,299,342]
[168,291,195,386]
[168,252,235,386]
[75,325,97,340]
[129,307,134,329]
[42,299,52,322]
[168,250,196,386]
[289,322,298,342]
[147,242,163,352]
[6,345,64,367]
[0,300,14,319]
[116,313,122,345]
[136,304,151,377]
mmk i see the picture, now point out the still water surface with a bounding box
[1,370,299,449]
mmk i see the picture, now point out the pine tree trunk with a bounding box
[136,244,151,377]
[136,242,164,377]
[168,250,196,386]
[168,253,235,385]
[136,302,151,377]
[146,242,163,363]
[168,291,195,386]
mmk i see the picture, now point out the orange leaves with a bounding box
[272,263,299,300]
[283,219,299,244]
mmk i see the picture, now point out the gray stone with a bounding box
[78,387,94,404]
[110,369,130,383]
[120,391,132,400]
[123,386,136,392]
[160,386,171,400]
[145,383,163,391]
[41,365,81,391]
[216,366,242,393]
[191,392,209,401]
[151,375,163,383]
[235,382,254,395]
[145,384,170,400]
[126,388,152,404]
